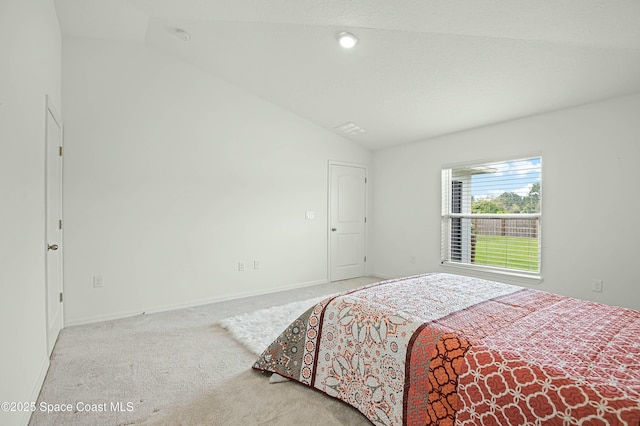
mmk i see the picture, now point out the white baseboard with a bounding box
[65,278,329,327]
[23,356,50,425]
[370,272,394,280]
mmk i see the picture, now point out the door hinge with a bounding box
[59,292,63,303]
[59,146,63,156]
[364,256,367,262]
[365,177,367,184]
[59,219,63,230]
[364,217,367,223]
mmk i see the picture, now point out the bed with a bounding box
[252,273,640,425]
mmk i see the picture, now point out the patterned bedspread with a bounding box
[252,273,640,425]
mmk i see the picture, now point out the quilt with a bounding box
[252,273,640,425]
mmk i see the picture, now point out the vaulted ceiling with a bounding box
[55,0,640,150]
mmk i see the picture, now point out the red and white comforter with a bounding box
[253,273,640,425]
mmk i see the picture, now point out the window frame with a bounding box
[440,155,543,283]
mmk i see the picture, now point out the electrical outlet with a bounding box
[93,275,104,288]
[592,279,603,293]
[238,262,245,272]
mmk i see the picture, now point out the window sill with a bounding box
[440,262,543,286]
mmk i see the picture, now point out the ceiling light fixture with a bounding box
[175,28,191,41]
[337,32,358,49]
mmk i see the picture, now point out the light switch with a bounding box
[93,275,104,288]
[305,211,315,220]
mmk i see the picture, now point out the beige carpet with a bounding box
[154,370,369,425]
[29,276,381,425]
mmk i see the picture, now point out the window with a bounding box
[441,156,542,277]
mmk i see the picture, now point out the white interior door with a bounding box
[329,163,366,281]
[45,96,63,356]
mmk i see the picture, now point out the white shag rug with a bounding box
[219,295,332,355]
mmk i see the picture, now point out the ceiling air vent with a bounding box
[334,122,366,135]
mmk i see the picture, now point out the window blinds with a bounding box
[441,157,542,274]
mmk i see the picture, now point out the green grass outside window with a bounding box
[473,235,539,272]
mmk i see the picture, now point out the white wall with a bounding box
[371,93,640,310]
[62,37,372,325]
[0,0,61,425]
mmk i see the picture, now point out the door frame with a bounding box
[44,94,64,355]
[327,160,368,282]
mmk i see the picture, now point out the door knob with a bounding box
[331,228,337,232]
[48,244,59,251]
